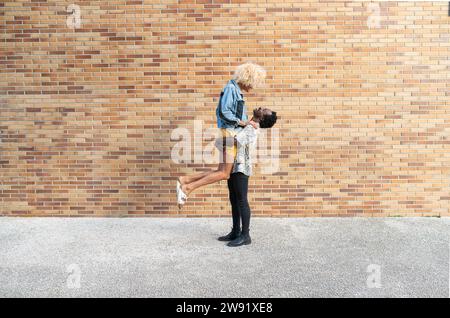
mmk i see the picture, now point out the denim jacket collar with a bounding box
[230,79,244,101]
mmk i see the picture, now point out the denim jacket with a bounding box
[216,79,248,129]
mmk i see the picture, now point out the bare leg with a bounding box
[178,172,210,186]
[180,143,235,195]
[181,162,234,195]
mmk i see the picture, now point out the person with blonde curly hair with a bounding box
[176,62,270,207]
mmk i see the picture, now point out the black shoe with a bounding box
[218,228,241,241]
[227,233,251,247]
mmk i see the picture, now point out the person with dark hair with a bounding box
[219,107,278,247]
[259,110,277,129]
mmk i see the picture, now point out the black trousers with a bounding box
[227,172,251,235]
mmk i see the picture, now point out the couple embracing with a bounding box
[176,62,278,247]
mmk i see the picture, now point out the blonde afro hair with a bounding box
[232,62,266,89]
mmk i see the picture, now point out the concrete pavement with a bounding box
[0,217,449,298]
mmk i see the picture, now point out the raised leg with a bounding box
[181,162,234,195]
[180,141,236,195]
[178,171,211,186]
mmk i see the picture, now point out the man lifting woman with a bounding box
[176,62,277,246]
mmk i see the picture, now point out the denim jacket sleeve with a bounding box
[217,84,240,128]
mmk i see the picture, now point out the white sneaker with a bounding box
[177,180,187,207]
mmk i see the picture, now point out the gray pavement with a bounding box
[0,217,449,298]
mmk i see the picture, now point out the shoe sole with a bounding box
[227,240,251,247]
[176,180,181,208]
[218,235,241,242]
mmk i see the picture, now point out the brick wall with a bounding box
[1,1,449,217]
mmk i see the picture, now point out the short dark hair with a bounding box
[259,111,277,128]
